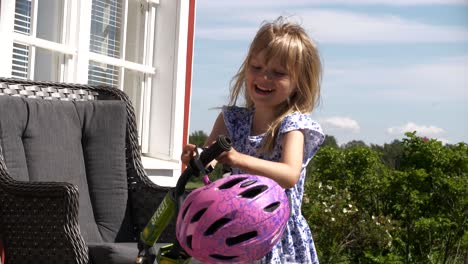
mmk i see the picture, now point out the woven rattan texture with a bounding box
[0,82,98,101]
[0,77,171,264]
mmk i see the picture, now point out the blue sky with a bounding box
[189,0,468,146]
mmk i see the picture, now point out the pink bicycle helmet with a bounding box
[176,174,290,263]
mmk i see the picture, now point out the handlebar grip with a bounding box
[199,135,232,166]
[137,135,233,258]
[175,135,232,196]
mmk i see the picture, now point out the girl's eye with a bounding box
[250,65,262,72]
[272,71,287,77]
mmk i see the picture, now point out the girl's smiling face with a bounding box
[246,50,295,111]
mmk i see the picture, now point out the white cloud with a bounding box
[197,0,467,9]
[196,26,257,41]
[437,138,451,144]
[323,55,468,102]
[322,0,466,4]
[196,9,468,44]
[302,10,468,44]
[387,122,445,136]
[319,116,361,133]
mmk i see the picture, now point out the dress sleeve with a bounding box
[279,113,325,165]
[222,106,249,143]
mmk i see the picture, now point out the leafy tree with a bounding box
[384,132,468,263]
[187,130,224,184]
[304,132,467,263]
[371,139,404,170]
[343,140,367,149]
[189,130,208,146]
[322,135,339,148]
[305,146,396,263]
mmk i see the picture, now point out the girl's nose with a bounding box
[262,70,273,80]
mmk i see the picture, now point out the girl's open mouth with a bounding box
[255,85,273,95]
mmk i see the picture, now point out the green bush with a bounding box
[304,132,467,264]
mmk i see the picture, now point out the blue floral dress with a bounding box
[222,106,324,264]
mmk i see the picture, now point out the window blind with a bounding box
[12,0,32,79]
[88,61,119,87]
[89,0,123,86]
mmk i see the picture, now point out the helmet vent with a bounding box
[191,208,208,223]
[218,177,248,189]
[238,185,268,198]
[186,235,193,250]
[264,202,281,212]
[226,231,258,246]
[182,201,192,220]
[210,254,237,261]
[204,218,231,236]
[240,179,257,188]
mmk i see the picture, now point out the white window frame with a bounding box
[0,0,193,184]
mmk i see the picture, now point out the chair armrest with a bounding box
[131,172,190,244]
[131,183,170,236]
[0,236,4,264]
[0,176,89,264]
[131,181,192,243]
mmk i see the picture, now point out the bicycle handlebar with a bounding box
[174,135,232,197]
[136,135,232,264]
[199,135,232,165]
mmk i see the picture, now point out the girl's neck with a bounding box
[251,108,276,136]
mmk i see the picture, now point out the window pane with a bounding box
[12,43,29,79]
[125,0,146,64]
[14,0,32,35]
[34,48,63,82]
[124,69,144,137]
[88,61,119,87]
[37,0,64,43]
[90,0,122,58]
[12,44,65,81]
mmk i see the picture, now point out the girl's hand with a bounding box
[181,144,197,165]
[213,131,304,189]
[216,147,243,168]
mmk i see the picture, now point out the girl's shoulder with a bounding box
[222,105,250,116]
[222,105,252,122]
[280,112,325,161]
[222,106,252,141]
[279,112,323,135]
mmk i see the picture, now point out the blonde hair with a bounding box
[229,16,322,153]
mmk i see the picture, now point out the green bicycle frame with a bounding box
[140,192,177,247]
[136,135,232,264]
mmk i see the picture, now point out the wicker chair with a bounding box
[0,77,175,264]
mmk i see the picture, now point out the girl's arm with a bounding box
[205,113,229,146]
[184,112,304,189]
[181,113,228,166]
[215,122,304,189]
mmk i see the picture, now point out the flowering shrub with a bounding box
[303,132,467,263]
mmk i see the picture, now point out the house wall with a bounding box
[0,0,197,187]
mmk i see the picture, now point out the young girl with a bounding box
[182,17,324,264]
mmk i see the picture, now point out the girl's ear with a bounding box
[289,90,299,106]
[291,85,299,97]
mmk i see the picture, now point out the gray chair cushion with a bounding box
[75,101,134,243]
[0,96,30,181]
[88,242,138,264]
[88,243,169,264]
[0,96,134,244]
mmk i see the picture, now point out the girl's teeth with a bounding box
[258,86,271,92]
